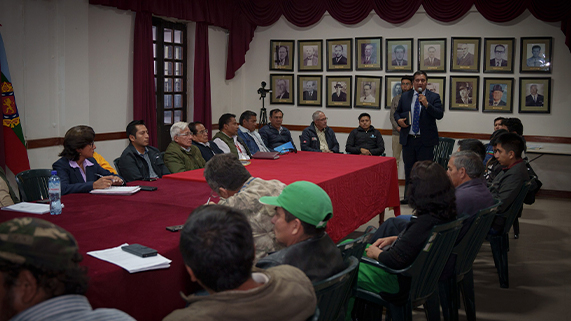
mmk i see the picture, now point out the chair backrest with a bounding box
[312,256,359,321]
[15,169,53,202]
[453,200,501,278]
[433,137,456,168]
[403,217,465,306]
[113,157,122,177]
[337,226,376,260]
[498,179,533,235]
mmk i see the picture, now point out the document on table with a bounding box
[87,243,171,273]
[89,186,141,195]
[1,202,64,215]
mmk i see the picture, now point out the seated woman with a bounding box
[52,125,123,195]
[354,161,457,311]
[345,113,385,156]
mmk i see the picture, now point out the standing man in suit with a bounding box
[395,70,444,203]
[303,81,318,100]
[457,43,474,66]
[332,45,347,65]
[490,44,508,67]
[424,46,440,66]
[489,84,507,106]
[525,84,544,106]
[361,44,376,64]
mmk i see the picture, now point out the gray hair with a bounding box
[451,151,485,179]
[312,110,324,122]
[204,154,251,192]
[170,122,189,140]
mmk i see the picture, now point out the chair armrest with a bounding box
[359,256,409,275]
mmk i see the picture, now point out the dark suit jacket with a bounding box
[332,56,347,65]
[361,55,376,64]
[52,157,120,195]
[276,91,289,99]
[303,91,318,100]
[392,59,408,66]
[490,59,507,66]
[525,94,544,106]
[394,89,444,147]
[456,97,472,104]
[331,92,347,101]
[489,100,507,106]
[424,58,441,66]
[276,57,289,66]
[192,141,223,162]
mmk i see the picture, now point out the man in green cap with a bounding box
[255,181,345,282]
[0,217,134,321]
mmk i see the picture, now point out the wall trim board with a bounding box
[26,128,571,149]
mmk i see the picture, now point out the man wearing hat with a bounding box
[331,82,347,101]
[0,217,134,320]
[456,83,472,104]
[490,84,506,106]
[255,181,345,282]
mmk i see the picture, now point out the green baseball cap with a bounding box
[260,181,333,228]
[0,218,80,270]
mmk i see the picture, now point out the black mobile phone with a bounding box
[121,244,158,258]
[166,225,184,232]
[139,185,158,191]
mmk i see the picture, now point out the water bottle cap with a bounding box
[51,170,57,175]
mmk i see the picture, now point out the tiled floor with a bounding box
[352,187,571,321]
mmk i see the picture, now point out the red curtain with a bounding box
[193,22,212,138]
[133,11,157,147]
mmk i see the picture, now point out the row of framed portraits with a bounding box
[270,37,552,74]
[270,74,551,114]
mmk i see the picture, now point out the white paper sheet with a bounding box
[87,243,171,273]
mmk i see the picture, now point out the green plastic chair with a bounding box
[113,157,122,177]
[436,201,501,321]
[337,226,376,261]
[355,217,465,321]
[433,137,456,169]
[15,169,52,202]
[489,179,533,288]
[312,256,359,321]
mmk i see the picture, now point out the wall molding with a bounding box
[26,126,571,149]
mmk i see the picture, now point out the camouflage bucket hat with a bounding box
[0,218,80,269]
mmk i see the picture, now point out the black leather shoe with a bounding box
[400,199,408,205]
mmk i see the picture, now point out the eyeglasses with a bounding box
[178,132,193,137]
[317,117,328,121]
[495,51,505,54]
[198,129,208,135]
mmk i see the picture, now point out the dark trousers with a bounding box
[402,136,434,197]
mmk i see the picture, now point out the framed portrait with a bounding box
[483,78,514,113]
[418,38,446,73]
[384,76,406,109]
[354,76,382,109]
[519,77,551,113]
[484,38,515,73]
[298,40,323,72]
[451,37,481,72]
[326,38,352,71]
[386,38,413,72]
[449,76,479,111]
[270,40,294,72]
[297,75,322,106]
[426,76,447,111]
[269,74,294,105]
[355,37,382,71]
[326,76,352,108]
[520,37,552,73]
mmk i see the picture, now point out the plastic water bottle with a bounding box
[48,170,62,215]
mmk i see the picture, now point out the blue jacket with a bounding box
[237,128,262,154]
[52,157,121,195]
[300,123,339,153]
[394,89,443,147]
[192,141,223,162]
[258,124,296,150]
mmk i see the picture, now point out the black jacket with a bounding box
[118,144,170,182]
[192,141,223,162]
[300,123,339,153]
[345,126,385,155]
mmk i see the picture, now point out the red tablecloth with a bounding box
[0,178,211,321]
[164,151,401,242]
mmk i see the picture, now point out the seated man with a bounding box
[300,110,339,153]
[345,112,385,156]
[164,122,206,173]
[0,218,134,320]
[164,205,316,321]
[256,181,345,282]
[484,117,508,164]
[118,120,170,182]
[258,109,297,151]
[457,138,486,160]
[189,121,223,162]
[212,113,251,160]
[204,154,285,260]
[488,133,530,233]
[237,110,271,154]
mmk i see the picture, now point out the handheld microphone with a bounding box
[416,87,423,94]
